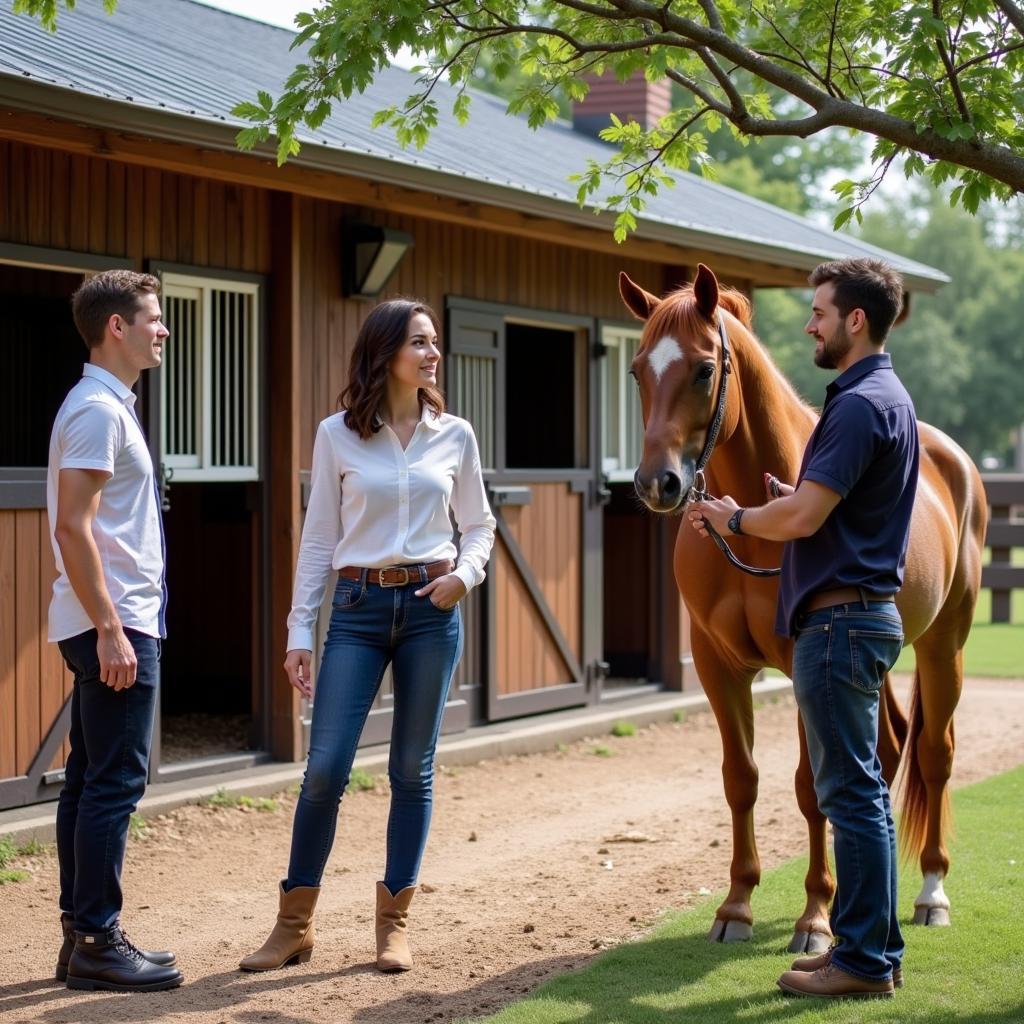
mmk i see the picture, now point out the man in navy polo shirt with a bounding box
[689,257,918,1000]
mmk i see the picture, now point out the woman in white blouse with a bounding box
[240,299,495,975]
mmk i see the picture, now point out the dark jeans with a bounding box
[792,599,905,982]
[287,577,463,894]
[55,628,159,933]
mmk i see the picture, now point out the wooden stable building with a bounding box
[0,0,945,810]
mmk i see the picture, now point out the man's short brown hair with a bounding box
[71,270,161,350]
[808,258,905,345]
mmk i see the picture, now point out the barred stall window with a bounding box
[160,274,261,481]
[601,327,642,482]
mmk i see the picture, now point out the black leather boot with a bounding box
[66,926,183,991]
[56,914,177,982]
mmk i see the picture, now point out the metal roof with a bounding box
[0,0,947,288]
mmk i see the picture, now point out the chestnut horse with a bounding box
[620,265,987,953]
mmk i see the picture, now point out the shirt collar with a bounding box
[83,363,137,407]
[827,352,892,398]
[420,404,442,431]
[372,402,443,432]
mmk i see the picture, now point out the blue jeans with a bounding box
[55,629,159,933]
[287,577,463,894]
[791,600,905,982]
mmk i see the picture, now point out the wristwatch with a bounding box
[727,507,745,535]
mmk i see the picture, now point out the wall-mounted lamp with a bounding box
[343,223,414,299]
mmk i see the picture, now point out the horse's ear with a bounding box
[894,291,911,327]
[619,272,661,322]
[693,264,719,320]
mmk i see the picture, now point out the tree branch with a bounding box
[933,0,974,126]
[955,40,1024,73]
[598,0,1024,190]
[664,67,733,116]
[697,0,724,33]
[694,46,746,113]
[991,0,1024,37]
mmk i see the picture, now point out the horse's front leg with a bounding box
[791,716,835,953]
[692,632,760,943]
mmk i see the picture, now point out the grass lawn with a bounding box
[894,568,1024,677]
[467,766,1024,1024]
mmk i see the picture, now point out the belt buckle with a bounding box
[379,566,410,588]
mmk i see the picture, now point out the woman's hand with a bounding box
[284,649,313,698]
[415,573,467,610]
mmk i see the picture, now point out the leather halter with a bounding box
[689,314,782,579]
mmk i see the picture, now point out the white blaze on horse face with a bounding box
[647,336,684,383]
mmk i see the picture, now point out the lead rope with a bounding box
[690,316,782,579]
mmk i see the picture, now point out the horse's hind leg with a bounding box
[905,639,964,926]
[790,716,834,954]
[692,633,760,943]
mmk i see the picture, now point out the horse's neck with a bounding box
[708,327,817,505]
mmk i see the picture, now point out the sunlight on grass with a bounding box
[469,767,1024,1024]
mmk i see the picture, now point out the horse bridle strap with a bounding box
[691,314,782,579]
[695,315,732,478]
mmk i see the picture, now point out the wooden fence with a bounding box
[981,473,1024,624]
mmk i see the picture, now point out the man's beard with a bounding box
[814,322,853,369]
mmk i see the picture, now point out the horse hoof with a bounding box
[707,919,752,943]
[787,930,832,954]
[723,920,753,942]
[913,906,951,926]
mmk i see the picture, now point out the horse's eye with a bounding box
[695,363,715,383]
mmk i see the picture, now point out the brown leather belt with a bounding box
[338,559,454,588]
[804,586,894,612]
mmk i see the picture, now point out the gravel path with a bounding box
[2,675,1022,1023]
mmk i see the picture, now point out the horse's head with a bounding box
[619,264,749,513]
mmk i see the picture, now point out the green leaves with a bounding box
[13,0,117,32]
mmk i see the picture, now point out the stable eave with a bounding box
[0,73,948,293]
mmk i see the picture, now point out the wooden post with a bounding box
[991,498,1011,625]
[267,193,303,761]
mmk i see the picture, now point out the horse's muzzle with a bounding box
[634,464,691,513]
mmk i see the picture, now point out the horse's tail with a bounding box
[896,667,952,862]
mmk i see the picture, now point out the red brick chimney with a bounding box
[572,71,672,138]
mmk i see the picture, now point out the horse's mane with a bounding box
[643,284,752,354]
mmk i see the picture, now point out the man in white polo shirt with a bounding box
[47,270,182,992]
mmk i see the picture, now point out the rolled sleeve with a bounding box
[450,425,496,591]
[286,421,343,652]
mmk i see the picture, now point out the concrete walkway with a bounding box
[0,677,792,845]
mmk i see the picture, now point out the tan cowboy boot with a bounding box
[375,882,416,972]
[239,881,319,971]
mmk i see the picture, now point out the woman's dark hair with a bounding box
[339,299,445,439]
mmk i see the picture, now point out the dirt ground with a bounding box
[2,675,1023,1024]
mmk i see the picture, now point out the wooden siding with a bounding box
[0,141,272,274]
[0,141,277,774]
[0,509,73,778]
[494,485,582,696]
[295,197,666,462]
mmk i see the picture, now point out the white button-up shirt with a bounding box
[47,364,165,641]
[286,407,496,652]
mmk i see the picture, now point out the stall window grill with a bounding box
[446,306,503,472]
[601,327,642,482]
[450,353,495,469]
[161,275,260,481]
